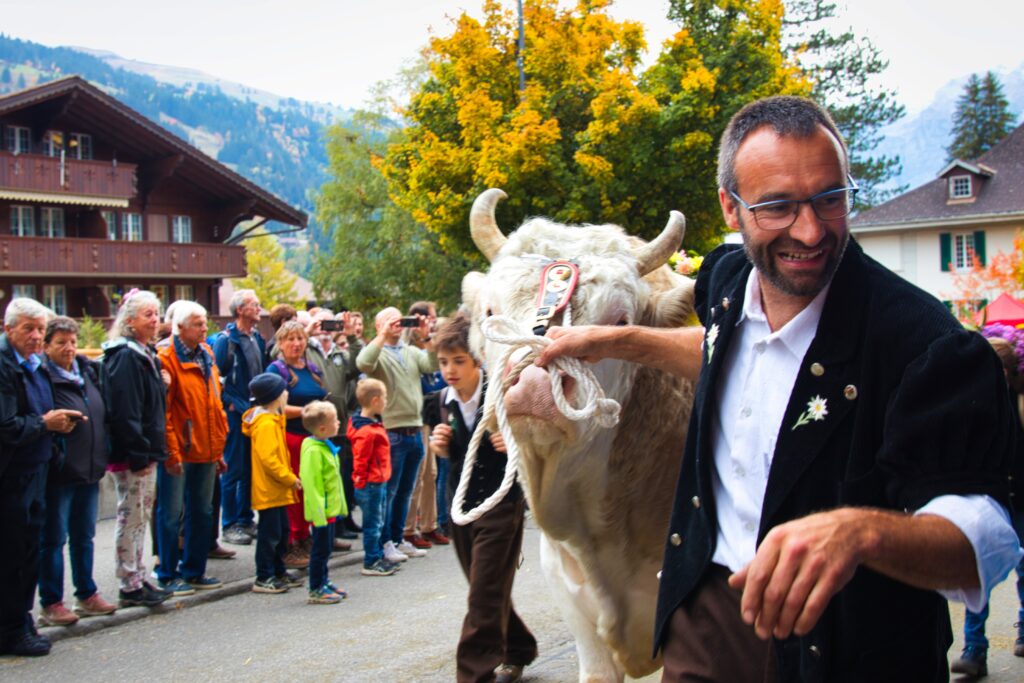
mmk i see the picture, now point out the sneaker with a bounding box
[397,540,427,557]
[143,581,173,599]
[157,578,196,597]
[38,602,80,627]
[382,559,402,572]
[404,533,432,549]
[3,631,51,657]
[240,521,259,538]
[423,529,451,545]
[307,585,342,605]
[283,546,310,569]
[119,584,170,608]
[73,593,117,617]
[184,576,222,591]
[1015,621,1024,657]
[208,543,237,559]
[494,663,524,683]
[223,525,253,546]
[325,581,348,599]
[361,559,397,577]
[950,645,987,677]
[383,540,409,563]
[275,570,304,587]
[252,577,289,594]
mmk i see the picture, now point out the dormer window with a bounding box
[950,175,972,199]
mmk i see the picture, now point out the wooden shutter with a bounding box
[939,233,952,272]
[973,231,986,266]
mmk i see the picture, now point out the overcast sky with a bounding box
[1,0,1021,114]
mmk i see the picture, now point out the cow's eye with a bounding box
[485,307,493,318]
[615,319,629,326]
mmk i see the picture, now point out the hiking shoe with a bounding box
[950,645,987,677]
[208,543,237,559]
[307,586,342,604]
[283,546,310,569]
[73,593,117,617]
[397,540,427,557]
[38,602,79,627]
[404,533,432,549]
[119,584,170,608]
[325,581,348,599]
[223,525,253,546]
[1015,621,1024,657]
[3,631,51,657]
[252,577,289,594]
[494,663,524,683]
[157,578,196,597]
[424,529,450,545]
[383,541,408,563]
[184,576,222,591]
[240,521,258,538]
[361,559,397,577]
[276,571,304,588]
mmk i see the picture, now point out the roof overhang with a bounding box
[0,189,129,208]
[852,211,1024,234]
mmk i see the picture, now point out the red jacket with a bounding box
[347,413,391,488]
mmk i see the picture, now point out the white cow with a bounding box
[461,189,696,681]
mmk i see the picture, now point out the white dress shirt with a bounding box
[709,268,1021,612]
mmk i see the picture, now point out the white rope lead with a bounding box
[450,315,621,525]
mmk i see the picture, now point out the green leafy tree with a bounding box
[948,72,1017,161]
[780,0,906,206]
[379,0,807,262]
[231,225,304,309]
[1,66,10,84]
[312,114,466,314]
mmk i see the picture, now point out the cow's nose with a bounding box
[504,347,533,384]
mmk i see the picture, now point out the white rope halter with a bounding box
[449,311,621,525]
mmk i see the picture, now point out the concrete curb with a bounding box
[40,550,365,644]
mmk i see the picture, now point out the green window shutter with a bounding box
[940,233,952,272]
[973,230,986,266]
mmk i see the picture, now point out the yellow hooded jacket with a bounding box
[242,406,298,511]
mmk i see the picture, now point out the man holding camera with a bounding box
[356,307,438,565]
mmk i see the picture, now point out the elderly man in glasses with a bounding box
[538,95,1020,682]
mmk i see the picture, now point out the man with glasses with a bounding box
[214,289,266,546]
[538,96,1020,681]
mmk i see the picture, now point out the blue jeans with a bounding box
[436,456,451,530]
[355,483,387,566]
[385,430,424,544]
[156,462,216,582]
[309,524,334,591]
[39,480,100,607]
[964,511,1024,649]
[221,410,254,529]
[254,506,289,581]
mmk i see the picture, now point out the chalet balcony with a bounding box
[0,236,245,279]
[0,151,137,205]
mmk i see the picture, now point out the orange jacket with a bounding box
[158,339,228,467]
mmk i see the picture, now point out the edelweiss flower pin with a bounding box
[792,395,828,431]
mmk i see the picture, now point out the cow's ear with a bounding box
[461,272,486,310]
[645,277,696,328]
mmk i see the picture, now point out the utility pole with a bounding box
[517,0,525,92]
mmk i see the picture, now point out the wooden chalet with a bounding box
[0,75,307,318]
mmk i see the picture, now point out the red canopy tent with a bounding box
[976,293,1024,327]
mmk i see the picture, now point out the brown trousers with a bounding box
[661,564,776,683]
[451,496,537,683]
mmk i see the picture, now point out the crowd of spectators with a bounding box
[0,289,453,658]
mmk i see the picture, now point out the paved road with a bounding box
[2,515,1022,681]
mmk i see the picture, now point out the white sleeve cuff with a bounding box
[915,494,1023,612]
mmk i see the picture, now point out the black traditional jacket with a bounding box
[655,240,1014,682]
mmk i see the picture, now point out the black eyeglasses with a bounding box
[729,178,859,231]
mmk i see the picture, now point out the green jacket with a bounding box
[299,437,347,527]
[356,342,438,429]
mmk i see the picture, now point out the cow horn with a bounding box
[635,211,686,276]
[470,188,509,262]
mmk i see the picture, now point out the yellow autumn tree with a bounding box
[231,225,304,309]
[379,0,809,263]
